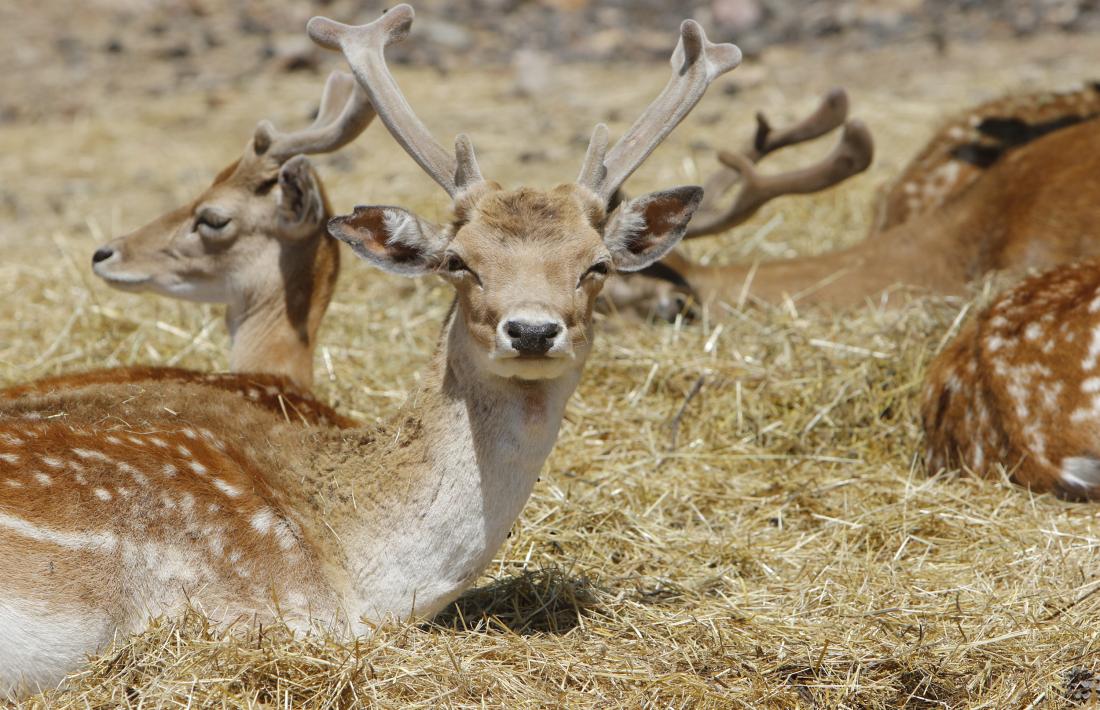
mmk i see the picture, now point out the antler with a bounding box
[254,71,376,163]
[698,88,851,210]
[307,5,482,198]
[684,119,874,239]
[577,21,742,203]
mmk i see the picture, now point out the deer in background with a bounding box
[0,6,737,697]
[626,84,1100,314]
[603,88,873,317]
[921,259,1100,500]
[2,71,373,427]
[874,81,1100,231]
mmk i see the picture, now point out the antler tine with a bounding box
[684,119,873,239]
[749,87,849,161]
[308,5,480,198]
[698,88,851,206]
[254,71,376,162]
[579,20,742,203]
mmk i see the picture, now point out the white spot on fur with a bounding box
[0,454,18,465]
[250,508,274,535]
[0,512,117,551]
[213,479,241,498]
[94,488,112,502]
[34,473,51,486]
[189,461,207,476]
[72,448,109,462]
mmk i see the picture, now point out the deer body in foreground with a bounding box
[641,110,1100,313]
[88,70,375,391]
[922,259,1100,500]
[0,6,736,698]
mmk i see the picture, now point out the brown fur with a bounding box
[875,83,1100,231]
[638,117,1100,313]
[0,367,356,429]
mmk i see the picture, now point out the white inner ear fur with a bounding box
[604,201,648,257]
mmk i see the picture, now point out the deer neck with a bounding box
[316,303,586,628]
[225,228,339,390]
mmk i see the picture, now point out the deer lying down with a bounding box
[874,81,1100,232]
[0,5,736,698]
[922,259,1100,500]
[637,95,1100,314]
[602,88,871,318]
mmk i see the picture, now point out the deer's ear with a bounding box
[603,186,703,272]
[327,206,448,275]
[276,156,326,234]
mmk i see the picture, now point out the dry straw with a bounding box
[4,31,1100,709]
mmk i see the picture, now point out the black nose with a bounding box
[92,247,115,264]
[505,320,562,355]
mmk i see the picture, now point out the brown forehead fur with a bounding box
[466,185,605,243]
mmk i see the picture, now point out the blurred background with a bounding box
[3,0,1099,121]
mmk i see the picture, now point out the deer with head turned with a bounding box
[0,5,738,698]
[921,258,1100,500]
[90,69,374,391]
[625,88,1100,315]
[1,71,372,427]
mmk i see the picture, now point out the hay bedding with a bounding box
[5,28,1100,709]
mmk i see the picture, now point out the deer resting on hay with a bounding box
[629,83,1100,313]
[922,258,1100,501]
[1,71,372,427]
[0,5,738,698]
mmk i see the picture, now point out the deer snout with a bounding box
[495,305,568,359]
[92,246,116,264]
[504,319,562,356]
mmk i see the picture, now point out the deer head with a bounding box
[89,71,376,387]
[92,71,372,301]
[311,5,737,381]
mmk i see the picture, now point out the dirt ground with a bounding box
[4,4,1100,708]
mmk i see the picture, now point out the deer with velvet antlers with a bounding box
[1,71,373,427]
[0,5,738,698]
[627,83,1100,314]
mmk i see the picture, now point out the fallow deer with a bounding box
[629,95,1100,314]
[874,81,1100,231]
[1,71,373,427]
[0,5,737,698]
[920,258,1100,500]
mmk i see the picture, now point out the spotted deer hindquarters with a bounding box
[921,259,1100,499]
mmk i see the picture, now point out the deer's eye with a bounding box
[442,253,481,285]
[195,209,232,237]
[579,260,611,286]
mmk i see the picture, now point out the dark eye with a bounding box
[580,261,611,285]
[444,253,469,273]
[196,211,230,231]
[442,253,482,285]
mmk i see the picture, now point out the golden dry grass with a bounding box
[4,29,1100,709]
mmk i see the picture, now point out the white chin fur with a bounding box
[486,356,573,381]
